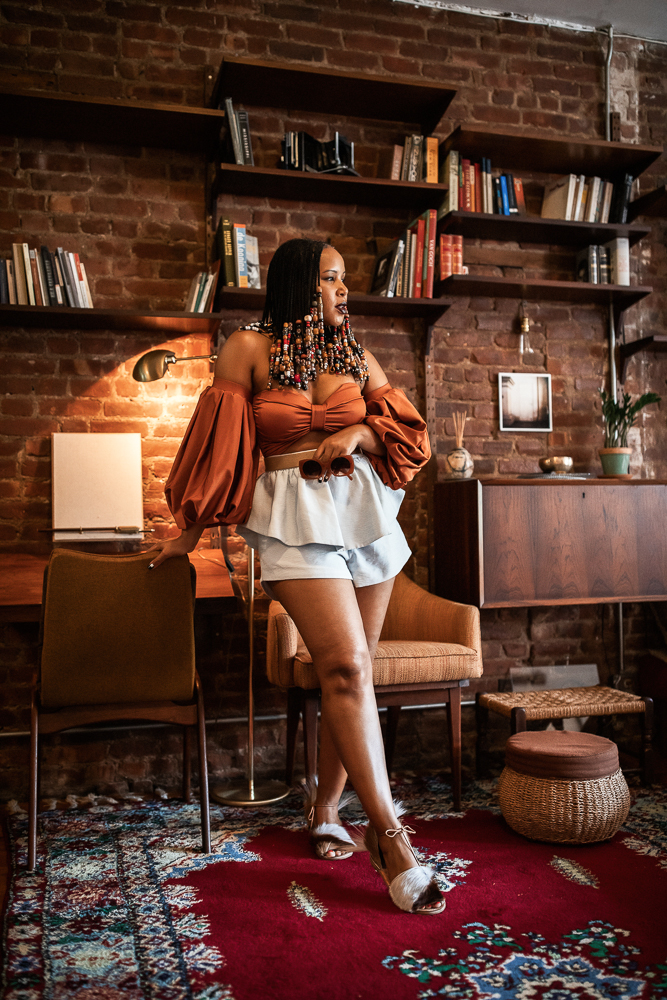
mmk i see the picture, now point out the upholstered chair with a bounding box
[29,549,210,869]
[266,571,483,810]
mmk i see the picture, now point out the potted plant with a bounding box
[598,388,661,476]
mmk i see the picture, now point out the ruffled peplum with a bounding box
[237,454,404,551]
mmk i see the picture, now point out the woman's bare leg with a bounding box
[270,577,432,891]
[305,579,392,854]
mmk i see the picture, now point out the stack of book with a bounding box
[439,150,525,215]
[541,173,634,224]
[369,208,438,298]
[389,135,439,183]
[576,238,629,285]
[1,243,93,308]
[213,218,260,291]
[438,234,464,279]
[280,132,358,175]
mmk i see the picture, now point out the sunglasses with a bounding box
[299,455,355,481]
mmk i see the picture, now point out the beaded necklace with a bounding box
[242,288,369,391]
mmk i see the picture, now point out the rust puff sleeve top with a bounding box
[165,378,258,530]
[363,383,431,489]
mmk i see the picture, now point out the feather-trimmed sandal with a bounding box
[303,778,365,861]
[364,803,445,915]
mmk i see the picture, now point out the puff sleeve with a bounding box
[165,377,259,529]
[363,382,431,490]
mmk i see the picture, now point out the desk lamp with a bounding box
[132,349,290,806]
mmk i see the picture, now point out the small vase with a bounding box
[599,446,631,476]
[443,447,474,479]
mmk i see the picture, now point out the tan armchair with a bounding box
[266,571,483,810]
[29,549,210,870]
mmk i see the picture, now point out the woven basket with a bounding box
[498,766,631,844]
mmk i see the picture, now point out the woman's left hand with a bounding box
[312,425,385,478]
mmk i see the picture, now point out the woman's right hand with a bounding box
[147,524,204,570]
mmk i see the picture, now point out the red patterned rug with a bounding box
[2,777,666,1000]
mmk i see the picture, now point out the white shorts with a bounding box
[255,520,412,596]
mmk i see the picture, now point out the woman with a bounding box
[149,238,444,915]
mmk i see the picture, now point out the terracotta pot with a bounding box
[599,446,631,476]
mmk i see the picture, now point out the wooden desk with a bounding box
[434,478,667,608]
[0,549,235,622]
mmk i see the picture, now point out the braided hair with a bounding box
[261,238,328,334]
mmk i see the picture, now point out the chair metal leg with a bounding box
[195,674,211,854]
[285,687,302,786]
[511,706,527,734]
[28,692,39,872]
[641,696,654,785]
[183,727,192,803]
[475,693,489,778]
[384,706,401,775]
[447,686,462,811]
[302,690,319,782]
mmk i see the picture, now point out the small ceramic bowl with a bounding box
[539,456,574,475]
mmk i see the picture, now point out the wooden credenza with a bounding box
[433,478,667,608]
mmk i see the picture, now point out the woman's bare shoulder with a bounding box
[214,327,271,387]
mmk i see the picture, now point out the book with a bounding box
[236,108,254,166]
[184,273,201,311]
[400,136,412,181]
[35,249,48,306]
[474,162,482,211]
[74,253,92,307]
[78,260,94,308]
[572,174,587,221]
[0,260,8,304]
[56,248,78,306]
[407,231,417,297]
[388,240,404,296]
[499,174,510,216]
[245,235,260,289]
[12,244,28,305]
[192,272,208,311]
[390,144,403,181]
[425,136,438,183]
[439,233,453,280]
[461,159,471,211]
[575,245,599,283]
[598,245,610,284]
[513,176,526,214]
[233,223,248,287]
[423,208,437,298]
[505,173,518,214]
[606,237,630,285]
[407,134,423,182]
[21,243,35,305]
[67,252,85,307]
[586,177,602,222]
[541,175,572,219]
[28,250,42,306]
[441,149,459,213]
[6,259,16,304]
[53,254,65,304]
[410,214,426,297]
[40,247,58,306]
[600,180,614,224]
[217,218,235,286]
[492,176,502,214]
[224,97,244,165]
[609,173,634,224]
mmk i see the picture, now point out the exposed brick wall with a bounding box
[0,1,665,799]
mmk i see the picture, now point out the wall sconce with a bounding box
[519,301,534,358]
[132,349,217,382]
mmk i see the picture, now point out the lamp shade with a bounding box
[132,349,177,382]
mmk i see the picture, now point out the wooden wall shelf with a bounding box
[214,164,448,210]
[439,124,663,178]
[0,89,225,152]
[0,305,221,333]
[210,57,456,133]
[217,287,451,322]
[439,210,651,248]
[437,273,652,307]
[619,334,667,380]
[628,184,667,221]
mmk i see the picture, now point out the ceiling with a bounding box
[396,1,667,43]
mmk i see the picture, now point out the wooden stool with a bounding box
[499,730,631,844]
[477,685,654,784]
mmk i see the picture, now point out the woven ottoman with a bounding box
[498,730,631,844]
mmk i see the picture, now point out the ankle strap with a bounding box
[385,824,416,838]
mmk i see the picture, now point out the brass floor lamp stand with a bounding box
[211,546,291,807]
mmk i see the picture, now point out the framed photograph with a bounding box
[498,372,552,432]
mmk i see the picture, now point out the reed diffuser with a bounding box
[443,410,474,479]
